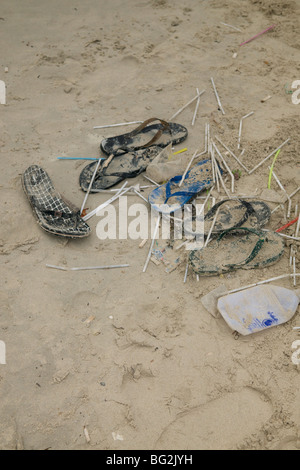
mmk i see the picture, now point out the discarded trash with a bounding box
[46,264,130,271]
[0,80,5,104]
[239,25,276,46]
[201,284,227,318]
[217,285,300,335]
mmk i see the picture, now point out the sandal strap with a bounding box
[216,227,265,268]
[164,175,196,204]
[205,198,255,230]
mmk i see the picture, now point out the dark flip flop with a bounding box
[22,165,90,238]
[188,227,285,276]
[203,199,271,235]
[100,118,188,156]
[79,146,162,191]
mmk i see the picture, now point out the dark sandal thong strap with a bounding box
[216,227,265,268]
[205,199,256,230]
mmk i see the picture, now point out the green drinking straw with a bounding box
[268,149,281,189]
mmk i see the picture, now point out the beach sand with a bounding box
[0,0,299,450]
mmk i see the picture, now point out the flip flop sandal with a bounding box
[148,158,214,214]
[22,165,90,238]
[203,199,271,235]
[100,118,188,156]
[79,146,162,191]
[188,227,285,276]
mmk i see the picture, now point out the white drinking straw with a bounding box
[80,157,103,215]
[220,22,242,32]
[93,121,142,129]
[210,78,225,115]
[212,141,235,193]
[82,181,129,221]
[248,138,290,174]
[237,112,254,149]
[170,89,205,120]
[225,273,300,295]
[143,214,161,273]
[46,264,130,271]
[215,137,250,173]
[178,148,199,187]
[192,88,201,126]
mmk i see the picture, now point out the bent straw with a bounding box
[271,186,300,214]
[46,264,130,271]
[215,137,250,173]
[239,25,276,46]
[225,273,300,295]
[268,168,292,218]
[82,181,129,221]
[93,121,142,129]
[192,88,201,126]
[237,112,254,150]
[143,214,160,273]
[268,149,281,189]
[248,138,290,174]
[170,89,205,120]
[210,77,225,115]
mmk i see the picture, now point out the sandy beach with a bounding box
[0,0,299,450]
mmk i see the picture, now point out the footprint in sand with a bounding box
[154,388,273,450]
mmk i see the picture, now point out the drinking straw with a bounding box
[178,148,199,187]
[271,186,300,214]
[212,141,235,193]
[210,78,225,115]
[169,89,206,120]
[226,273,300,295]
[238,112,254,150]
[143,214,161,273]
[82,181,129,221]
[204,206,221,247]
[93,121,142,129]
[57,157,105,161]
[80,157,103,215]
[248,138,290,174]
[268,149,281,189]
[143,175,160,186]
[46,264,130,271]
[239,25,276,46]
[215,137,250,173]
[183,263,189,283]
[220,22,242,32]
[276,217,299,233]
[192,88,201,126]
[173,148,187,155]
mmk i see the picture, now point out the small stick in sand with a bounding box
[215,137,250,173]
[93,121,142,129]
[210,77,225,115]
[239,25,276,46]
[170,89,206,120]
[237,111,254,150]
[143,214,160,273]
[192,88,201,126]
[248,138,290,175]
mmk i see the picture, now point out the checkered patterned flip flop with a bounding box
[22,165,90,238]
